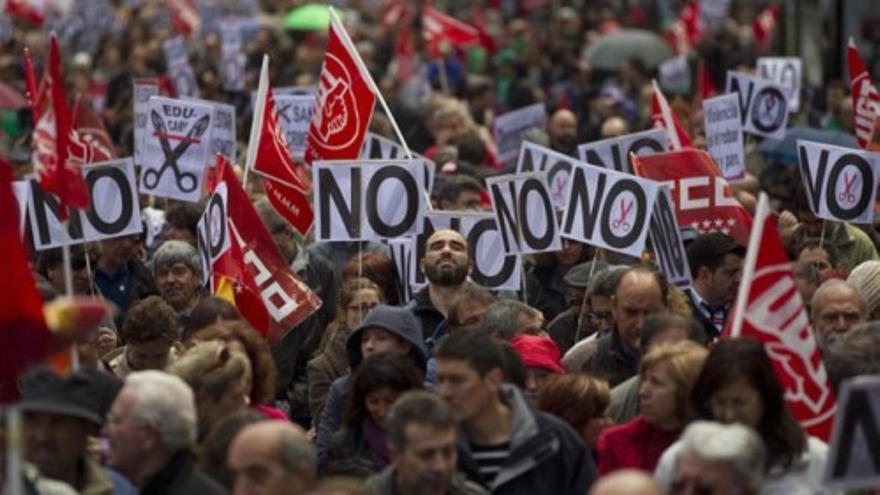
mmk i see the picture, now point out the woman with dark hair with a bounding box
[655,338,830,494]
[342,252,399,306]
[538,374,610,453]
[524,238,595,322]
[321,351,424,477]
[184,296,240,340]
[308,278,385,423]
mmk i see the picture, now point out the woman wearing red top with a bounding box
[596,340,708,474]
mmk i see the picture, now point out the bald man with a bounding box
[811,279,866,349]
[411,229,475,350]
[590,470,661,495]
[548,109,578,156]
[600,116,629,139]
[228,422,316,495]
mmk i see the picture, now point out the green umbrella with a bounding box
[284,4,332,31]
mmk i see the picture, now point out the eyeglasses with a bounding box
[347,302,378,314]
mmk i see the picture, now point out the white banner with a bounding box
[725,72,790,140]
[313,160,427,241]
[388,237,422,304]
[13,181,28,237]
[823,376,880,490]
[577,128,668,174]
[196,182,231,286]
[141,96,213,202]
[274,94,315,161]
[703,93,745,180]
[183,97,236,162]
[658,54,691,94]
[649,186,691,290]
[133,78,159,168]
[757,57,802,112]
[516,141,576,208]
[797,140,879,224]
[561,163,660,258]
[28,158,143,250]
[493,103,547,166]
[486,172,561,255]
[163,36,200,98]
[359,132,435,194]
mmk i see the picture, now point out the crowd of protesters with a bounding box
[2,0,880,494]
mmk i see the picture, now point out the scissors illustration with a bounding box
[144,110,210,192]
[838,172,857,203]
[612,198,633,230]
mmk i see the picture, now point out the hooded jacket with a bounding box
[457,384,596,494]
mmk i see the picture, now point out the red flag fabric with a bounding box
[422,5,481,58]
[71,94,116,162]
[6,0,46,25]
[392,11,416,84]
[165,0,200,38]
[632,149,752,246]
[31,36,90,221]
[724,194,836,440]
[213,157,321,344]
[664,0,701,55]
[264,179,314,237]
[0,159,52,403]
[753,4,780,54]
[847,39,880,150]
[651,80,693,150]
[304,10,377,167]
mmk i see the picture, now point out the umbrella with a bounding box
[757,126,859,166]
[284,4,331,31]
[582,29,673,71]
[0,81,28,110]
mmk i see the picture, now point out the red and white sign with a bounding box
[726,193,836,440]
[304,9,376,167]
[422,5,481,58]
[165,0,200,38]
[847,39,880,151]
[632,149,752,246]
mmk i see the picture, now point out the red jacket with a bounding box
[596,416,682,475]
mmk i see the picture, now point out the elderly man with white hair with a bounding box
[103,370,227,494]
[810,279,866,350]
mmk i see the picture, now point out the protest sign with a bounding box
[658,54,691,94]
[388,237,422,304]
[313,160,426,241]
[196,182,230,286]
[561,164,660,258]
[274,94,315,161]
[133,78,159,167]
[823,376,880,490]
[412,211,521,291]
[649,186,691,290]
[163,36,200,98]
[28,158,143,250]
[757,57,802,112]
[703,93,745,180]
[360,133,435,194]
[141,96,213,202]
[493,103,546,167]
[577,129,668,174]
[219,18,245,92]
[13,181,28,237]
[486,172,561,255]
[184,97,236,162]
[726,71,790,140]
[797,140,879,224]
[700,0,731,29]
[516,142,575,208]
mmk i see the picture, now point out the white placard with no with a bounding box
[757,57,802,112]
[493,103,547,167]
[703,93,745,180]
[797,140,879,224]
[725,71,790,140]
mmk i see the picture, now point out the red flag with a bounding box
[753,4,780,54]
[264,179,314,237]
[213,157,321,344]
[72,94,116,162]
[31,35,90,221]
[664,0,701,55]
[0,158,52,403]
[847,38,880,150]
[725,193,836,440]
[165,0,200,38]
[392,10,417,84]
[6,0,46,25]
[304,9,377,167]
[632,149,752,246]
[422,5,481,58]
[651,80,693,150]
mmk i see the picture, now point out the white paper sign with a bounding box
[703,93,745,180]
[486,172,562,255]
[388,237,422,304]
[313,160,427,241]
[649,186,691,290]
[274,94,315,161]
[13,181,28,237]
[412,211,522,291]
[493,103,547,166]
[797,140,879,224]
[725,72,790,140]
[700,0,731,28]
[28,158,143,250]
[141,96,213,202]
[133,78,160,168]
[359,132,435,194]
[577,128,668,174]
[757,57,802,112]
[163,36,200,98]
[823,376,880,490]
[184,97,236,162]
[219,18,245,92]
[561,163,660,258]
[196,182,231,286]
[658,55,691,94]
[516,141,576,208]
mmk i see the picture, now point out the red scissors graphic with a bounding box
[612,198,633,230]
[838,172,857,203]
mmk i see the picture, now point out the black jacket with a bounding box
[584,330,639,387]
[141,451,227,495]
[407,286,445,350]
[685,290,722,344]
[457,385,596,495]
[524,263,569,323]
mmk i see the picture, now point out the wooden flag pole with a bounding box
[729,192,768,338]
[242,55,270,187]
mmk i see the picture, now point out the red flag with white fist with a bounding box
[724,193,836,441]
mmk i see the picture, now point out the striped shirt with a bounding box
[470,442,510,486]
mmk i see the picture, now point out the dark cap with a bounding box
[564,260,611,289]
[18,367,122,426]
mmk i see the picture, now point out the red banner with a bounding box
[422,5,481,58]
[165,0,200,38]
[632,149,752,246]
[847,39,880,150]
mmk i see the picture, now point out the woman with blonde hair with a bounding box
[538,374,611,454]
[597,340,708,474]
